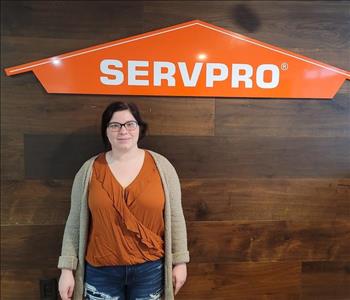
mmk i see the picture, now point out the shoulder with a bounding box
[74,153,101,179]
[147,150,179,178]
[147,150,173,169]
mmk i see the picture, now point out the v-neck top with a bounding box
[85,150,165,266]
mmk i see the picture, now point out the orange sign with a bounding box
[5,20,350,99]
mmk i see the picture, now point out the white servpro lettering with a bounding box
[154,62,176,86]
[178,62,203,87]
[128,60,149,86]
[232,64,253,88]
[100,59,124,85]
[100,60,280,89]
[206,63,229,87]
[256,64,279,88]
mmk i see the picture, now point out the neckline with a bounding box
[104,149,147,190]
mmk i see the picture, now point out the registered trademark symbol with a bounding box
[281,63,288,71]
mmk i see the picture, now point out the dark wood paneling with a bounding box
[1,225,64,270]
[24,134,103,179]
[337,179,350,220]
[188,221,350,263]
[143,1,350,52]
[289,48,350,75]
[177,261,300,300]
[3,178,348,226]
[3,262,349,300]
[1,268,60,300]
[3,222,349,270]
[1,76,215,135]
[24,135,350,179]
[215,93,350,138]
[1,133,24,180]
[142,136,350,179]
[301,261,350,300]
[1,36,99,67]
[2,1,144,40]
[182,178,350,221]
[1,180,71,225]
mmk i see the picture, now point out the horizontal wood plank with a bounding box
[2,1,144,40]
[2,222,349,269]
[301,261,350,300]
[0,262,300,300]
[143,1,350,53]
[188,220,350,262]
[3,178,349,225]
[182,178,350,221]
[2,78,215,136]
[1,268,60,300]
[1,180,71,226]
[215,93,350,138]
[142,136,350,179]
[21,135,350,179]
[177,261,300,300]
[2,261,349,300]
[1,134,24,180]
[1,225,64,270]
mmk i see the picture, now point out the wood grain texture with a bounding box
[2,222,348,270]
[1,268,60,300]
[1,180,71,226]
[1,133,24,180]
[143,1,350,52]
[2,262,349,300]
[23,134,103,179]
[2,1,144,40]
[215,93,350,138]
[23,135,350,179]
[141,136,350,179]
[188,221,350,262]
[301,261,350,300]
[3,178,348,226]
[177,261,301,300]
[181,178,350,221]
[2,76,214,136]
[1,225,64,270]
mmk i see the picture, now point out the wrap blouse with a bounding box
[85,150,165,266]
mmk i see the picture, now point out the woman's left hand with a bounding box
[172,263,187,295]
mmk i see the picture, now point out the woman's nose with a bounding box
[119,125,128,133]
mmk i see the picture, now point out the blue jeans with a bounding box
[84,258,164,300]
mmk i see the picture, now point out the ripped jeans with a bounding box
[84,258,164,300]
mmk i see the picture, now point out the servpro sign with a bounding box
[5,20,350,99]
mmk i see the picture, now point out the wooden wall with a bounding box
[2,1,349,299]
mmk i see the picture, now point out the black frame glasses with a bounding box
[107,121,139,132]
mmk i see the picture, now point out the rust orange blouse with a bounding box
[85,150,165,266]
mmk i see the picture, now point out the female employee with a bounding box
[58,101,189,300]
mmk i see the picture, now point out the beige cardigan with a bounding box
[58,150,190,300]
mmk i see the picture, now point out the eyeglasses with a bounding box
[107,121,138,132]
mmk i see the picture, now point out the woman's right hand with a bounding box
[58,269,75,300]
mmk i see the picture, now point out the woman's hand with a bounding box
[172,263,187,295]
[58,269,75,300]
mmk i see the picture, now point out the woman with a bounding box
[58,102,189,300]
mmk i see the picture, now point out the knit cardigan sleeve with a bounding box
[164,159,190,265]
[57,161,88,270]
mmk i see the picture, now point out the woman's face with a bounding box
[106,109,140,152]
